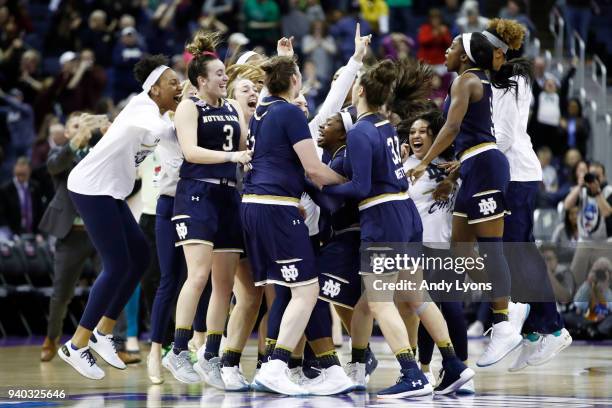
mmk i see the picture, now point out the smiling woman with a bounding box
[57,55,181,381]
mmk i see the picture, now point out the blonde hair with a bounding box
[487,18,525,50]
[227,64,265,97]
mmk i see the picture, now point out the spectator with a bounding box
[538,146,558,193]
[170,55,187,83]
[359,0,389,34]
[380,33,415,60]
[533,56,546,88]
[441,0,460,29]
[202,0,239,33]
[559,97,590,157]
[564,0,594,45]
[552,206,579,264]
[0,157,45,237]
[302,20,337,85]
[531,74,561,152]
[499,0,536,37]
[557,148,583,188]
[79,9,114,68]
[564,162,612,285]
[330,9,372,62]
[386,0,415,38]
[417,9,451,72]
[224,32,251,64]
[112,27,145,102]
[564,258,612,339]
[542,245,575,304]
[302,60,322,111]
[0,88,35,164]
[305,0,326,24]
[243,0,281,54]
[16,50,49,108]
[455,1,489,34]
[281,0,310,51]
[31,115,59,170]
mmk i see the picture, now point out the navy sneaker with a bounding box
[377,367,433,399]
[364,346,378,381]
[434,358,475,395]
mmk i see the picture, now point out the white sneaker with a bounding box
[344,362,367,391]
[58,341,105,380]
[467,321,484,337]
[423,369,436,387]
[221,366,250,391]
[456,378,475,395]
[476,321,522,367]
[253,360,307,396]
[289,367,309,385]
[88,329,126,369]
[508,337,541,372]
[508,302,530,333]
[527,328,572,366]
[302,365,354,395]
[194,356,225,390]
[147,353,164,384]
[162,350,201,384]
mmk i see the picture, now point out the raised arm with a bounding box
[175,99,251,165]
[408,74,474,182]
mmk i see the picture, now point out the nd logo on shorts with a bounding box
[280,264,299,281]
[321,279,341,298]
[478,197,497,216]
[175,222,188,240]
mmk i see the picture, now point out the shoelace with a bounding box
[108,335,122,353]
[176,353,190,369]
[81,349,97,367]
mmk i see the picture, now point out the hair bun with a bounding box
[185,30,221,56]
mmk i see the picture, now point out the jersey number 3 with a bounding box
[222,124,234,151]
[387,136,401,165]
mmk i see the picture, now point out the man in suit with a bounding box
[0,157,45,237]
[38,112,102,361]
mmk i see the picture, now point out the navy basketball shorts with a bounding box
[454,148,510,224]
[172,178,243,252]
[318,231,361,309]
[360,198,423,275]
[240,202,317,287]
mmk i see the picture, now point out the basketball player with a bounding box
[58,55,182,379]
[164,31,251,385]
[403,110,474,394]
[408,32,530,367]
[483,19,572,369]
[241,55,345,395]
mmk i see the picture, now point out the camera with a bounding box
[584,172,597,184]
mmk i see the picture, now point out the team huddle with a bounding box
[55,17,572,399]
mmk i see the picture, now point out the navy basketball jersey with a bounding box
[328,146,359,232]
[243,96,312,199]
[442,68,495,158]
[179,97,241,181]
[344,113,408,198]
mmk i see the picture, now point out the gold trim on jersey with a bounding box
[375,119,390,127]
[459,142,497,163]
[242,194,300,207]
[331,145,346,161]
[472,189,501,197]
[467,212,506,224]
[213,248,244,253]
[321,272,350,284]
[334,225,361,236]
[453,212,468,218]
[175,239,213,247]
[317,296,354,310]
[358,191,409,211]
[275,258,303,264]
[171,215,190,221]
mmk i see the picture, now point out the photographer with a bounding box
[563,162,612,287]
[38,112,109,362]
[563,258,612,339]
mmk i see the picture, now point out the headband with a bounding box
[142,65,170,92]
[461,33,475,63]
[482,31,509,53]
[236,51,258,65]
[339,111,354,133]
[200,50,219,59]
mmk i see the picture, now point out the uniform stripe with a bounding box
[453,212,468,217]
[358,191,409,211]
[258,277,319,287]
[175,239,213,247]
[275,258,302,264]
[334,226,360,235]
[374,119,390,127]
[459,142,497,163]
[212,248,244,253]
[321,272,350,284]
[171,215,190,221]
[242,194,300,207]
[466,212,506,224]
[473,189,501,197]
[318,296,355,310]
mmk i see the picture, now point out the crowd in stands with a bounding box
[0,0,609,339]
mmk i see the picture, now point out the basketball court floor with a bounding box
[1,337,611,407]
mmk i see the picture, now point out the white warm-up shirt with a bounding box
[156,113,184,198]
[68,92,174,200]
[404,156,456,249]
[300,56,362,236]
[493,76,542,182]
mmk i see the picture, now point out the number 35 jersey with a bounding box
[179,97,241,181]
